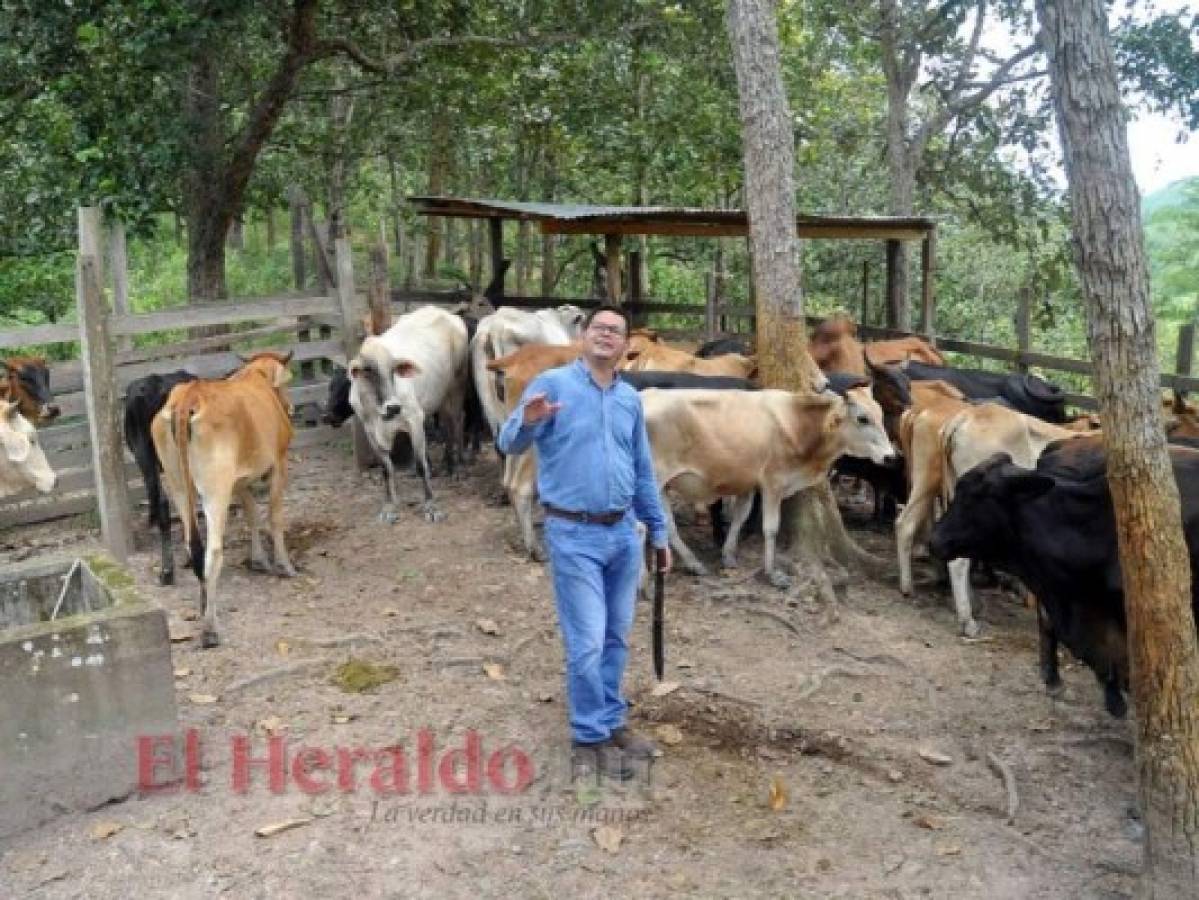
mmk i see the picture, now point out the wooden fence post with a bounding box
[860,260,870,326]
[77,249,133,561]
[288,186,307,290]
[334,237,373,469]
[1177,323,1195,380]
[627,250,643,326]
[489,219,505,300]
[1015,287,1031,374]
[368,239,392,336]
[885,239,901,329]
[604,233,622,304]
[107,221,133,352]
[918,229,936,337]
[705,273,717,341]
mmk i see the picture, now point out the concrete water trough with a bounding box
[0,555,178,839]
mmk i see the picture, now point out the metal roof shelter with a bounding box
[408,196,938,331]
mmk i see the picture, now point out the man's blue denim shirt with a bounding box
[496,359,669,548]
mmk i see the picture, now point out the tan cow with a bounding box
[153,351,297,648]
[896,386,1084,636]
[485,341,584,559]
[621,333,756,379]
[642,387,895,587]
[0,400,56,499]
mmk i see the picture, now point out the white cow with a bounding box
[349,305,469,523]
[470,305,585,434]
[0,400,56,499]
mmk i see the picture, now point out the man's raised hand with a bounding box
[522,392,563,425]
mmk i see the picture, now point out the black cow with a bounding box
[694,337,749,359]
[621,370,753,392]
[930,438,1199,717]
[825,371,906,523]
[124,370,198,585]
[901,360,1067,423]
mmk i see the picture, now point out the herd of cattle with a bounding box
[2,306,1199,717]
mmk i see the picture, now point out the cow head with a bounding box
[555,304,587,338]
[1,356,59,424]
[348,338,419,423]
[323,366,354,427]
[930,453,1054,563]
[837,387,898,466]
[0,400,56,495]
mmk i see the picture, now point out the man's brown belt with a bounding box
[542,505,627,526]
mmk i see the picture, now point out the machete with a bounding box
[652,561,665,681]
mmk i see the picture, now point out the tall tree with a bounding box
[1036,0,1199,893]
[726,0,882,598]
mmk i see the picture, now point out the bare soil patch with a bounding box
[0,440,1142,898]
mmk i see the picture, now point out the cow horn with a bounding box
[280,350,294,365]
[1174,389,1190,415]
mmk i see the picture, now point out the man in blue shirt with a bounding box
[498,305,671,781]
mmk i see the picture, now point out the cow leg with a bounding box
[237,484,270,572]
[760,490,791,590]
[1101,675,1128,718]
[511,453,543,561]
[1036,599,1063,693]
[267,464,297,577]
[946,557,980,637]
[440,382,465,477]
[407,413,443,522]
[198,487,232,648]
[719,494,756,569]
[155,480,176,586]
[367,430,402,524]
[662,496,707,576]
[895,491,935,596]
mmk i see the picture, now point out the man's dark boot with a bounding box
[572,741,634,781]
[611,726,658,759]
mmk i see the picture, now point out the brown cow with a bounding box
[153,351,297,647]
[485,341,584,559]
[809,314,943,375]
[0,356,60,424]
[896,384,1083,635]
[621,333,756,379]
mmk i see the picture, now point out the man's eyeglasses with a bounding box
[588,323,627,337]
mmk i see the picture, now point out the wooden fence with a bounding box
[0,209,370,556]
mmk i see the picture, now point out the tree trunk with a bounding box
[227,216,245,251]
[265,206,276,252]
[879,0,915,329]
[327,79,355,242]
[424,113,449,278]
[288,185,307,290]
[725,0,881,592]
[631,36,652,298]
[387,151,404,257]
[1037,0,1199,894]
[184,52,228,303]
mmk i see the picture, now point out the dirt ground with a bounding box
[0,436,1144,899]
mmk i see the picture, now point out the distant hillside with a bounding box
[1143,177,1198,219]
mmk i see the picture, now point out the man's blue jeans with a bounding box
[544,515,643,745]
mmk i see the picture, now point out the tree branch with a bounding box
[912,42,1040,157]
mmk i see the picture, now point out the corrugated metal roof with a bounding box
[407,196,937,240]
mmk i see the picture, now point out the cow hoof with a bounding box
[247,557,272,574]
[719,555,738,570]
[276,563,298,578]
[201,630,221,649]
[683,562,709,577]
[531,546,547,563]
[378,508,399,525]
[765,570,793,590]
[422,503,444,523]
[961,620,982,639]
[159,571,175,587]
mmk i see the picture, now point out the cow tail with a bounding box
[473,327,508,433]
[173,393,205,581]
[939,413,967,508]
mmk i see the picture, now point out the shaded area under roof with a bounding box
[408,196,936,241]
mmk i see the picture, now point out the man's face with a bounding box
[584,311,629,363]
